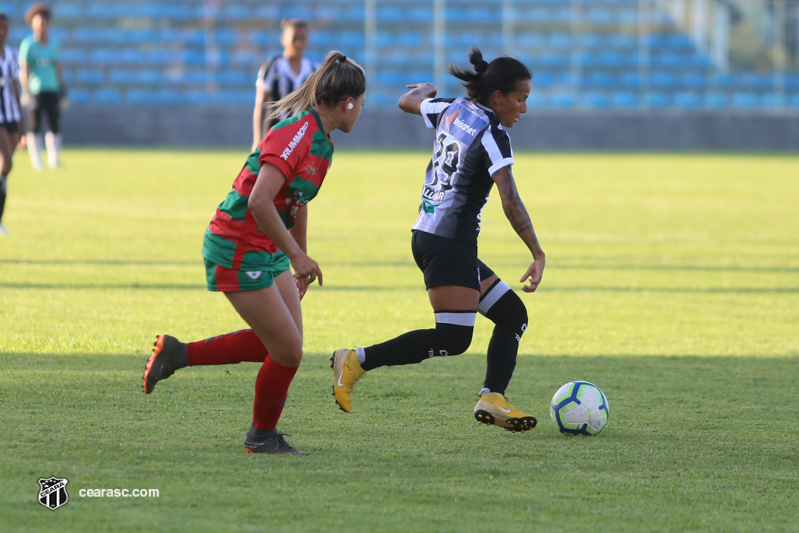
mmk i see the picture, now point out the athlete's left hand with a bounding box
[520,257,545,293]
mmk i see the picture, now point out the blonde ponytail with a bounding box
[266,50,365,121]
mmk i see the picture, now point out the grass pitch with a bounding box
[1,148,797,532]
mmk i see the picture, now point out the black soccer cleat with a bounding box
[142,334,187,394]
[244,433,309,455]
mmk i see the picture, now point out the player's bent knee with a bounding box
[480,281,528,335]
[432,314,476,357]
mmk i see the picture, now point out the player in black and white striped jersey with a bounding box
[0,13,25,235]
[251,19,319,150]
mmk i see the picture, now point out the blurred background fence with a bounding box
[3,0,798,148]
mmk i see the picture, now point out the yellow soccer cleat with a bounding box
[330,348,366,412]
[474,392,537,433]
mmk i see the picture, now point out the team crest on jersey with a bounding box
[305,165,317,175]
[246,271,263,280]
[38,476,69,511]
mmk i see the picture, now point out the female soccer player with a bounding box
[252,18,319,150]
[143,51,366,455]
[19,2,64,170]
[332,47,545,433]
[0,13,25,235]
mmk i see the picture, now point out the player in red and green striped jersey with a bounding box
[142,51,366,455]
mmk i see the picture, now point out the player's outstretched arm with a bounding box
[398,83,437,115]
[491,166,545,293]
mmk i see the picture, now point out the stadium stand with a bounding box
[1,0,797,110]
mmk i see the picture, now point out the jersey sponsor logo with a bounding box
[453,116,478,136]
[280,121,309,161]
[421,187,445,204]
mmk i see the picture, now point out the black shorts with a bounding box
[0,121,20,133]
[411,230,494,291]
[29,91,60,134]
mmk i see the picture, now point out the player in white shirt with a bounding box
[333,48,547,433]
[0,13,25,235]
[252,19,319,150]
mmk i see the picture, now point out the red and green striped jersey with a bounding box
[202,109,334,272]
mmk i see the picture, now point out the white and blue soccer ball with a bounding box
[550,381,609,436]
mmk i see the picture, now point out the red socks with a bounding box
[186,329,269,366]
[252,356,298,431]
[185,329,298,431]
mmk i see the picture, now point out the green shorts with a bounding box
[204,255,290,292]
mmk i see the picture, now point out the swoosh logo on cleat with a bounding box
[490,403,512,414]
[336,368,345,388]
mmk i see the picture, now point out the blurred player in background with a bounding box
[0,13,24,235]
[333,47,546,433]
[252,18,319,151]
[19,2,65,170]
[143,52,366,455]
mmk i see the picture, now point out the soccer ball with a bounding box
[550,381,609,436]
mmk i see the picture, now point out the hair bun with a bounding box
[474,59,489,74]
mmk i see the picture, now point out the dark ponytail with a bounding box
[448,47,531,105]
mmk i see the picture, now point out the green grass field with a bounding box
[1,148,797,532]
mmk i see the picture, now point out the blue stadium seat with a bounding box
[153,89,182,105]
[731,92,761,108]
[667,34,694,51]
[68,88,90,105]
[213,90,251,105]
[214,29,239,46]
[126,89,154,104]
[224,5,251,21]
[527,92,548,108]
[376,71,403,86]
[134,70,161,85]
[653,53,687,69]
[93,88,122,104]
[76,69,104,86]
[672,91,701,108]
[644,92,671,107]
[784,74,799,90]
[611,91,638,108]
[185,90,211,105]
[619,72,641,88]
[598,52,625,69]
[336,31,365,50]
[217,70,248,86]
[581,92,609,108]
[788,93,799,107]
[608,33,636,49]
[231,50,260,67]
[249,31,274,47]
[703,92,728,109]
[734,73,773,90]
[583,72,615,89]
[650,72,676,89]
[550,91,576,108]
[578,33,603,48]
[60,49,88,64]
[108,69,136,84]
[679,72,707,89]
[54,2,82,19]
[533,71,555,88]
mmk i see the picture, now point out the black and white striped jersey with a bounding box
[0,45,21,124]
[414,97,514,245]
[256,55,319,102]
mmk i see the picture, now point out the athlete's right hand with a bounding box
[406,83,437,98]
[290,252,323,287]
